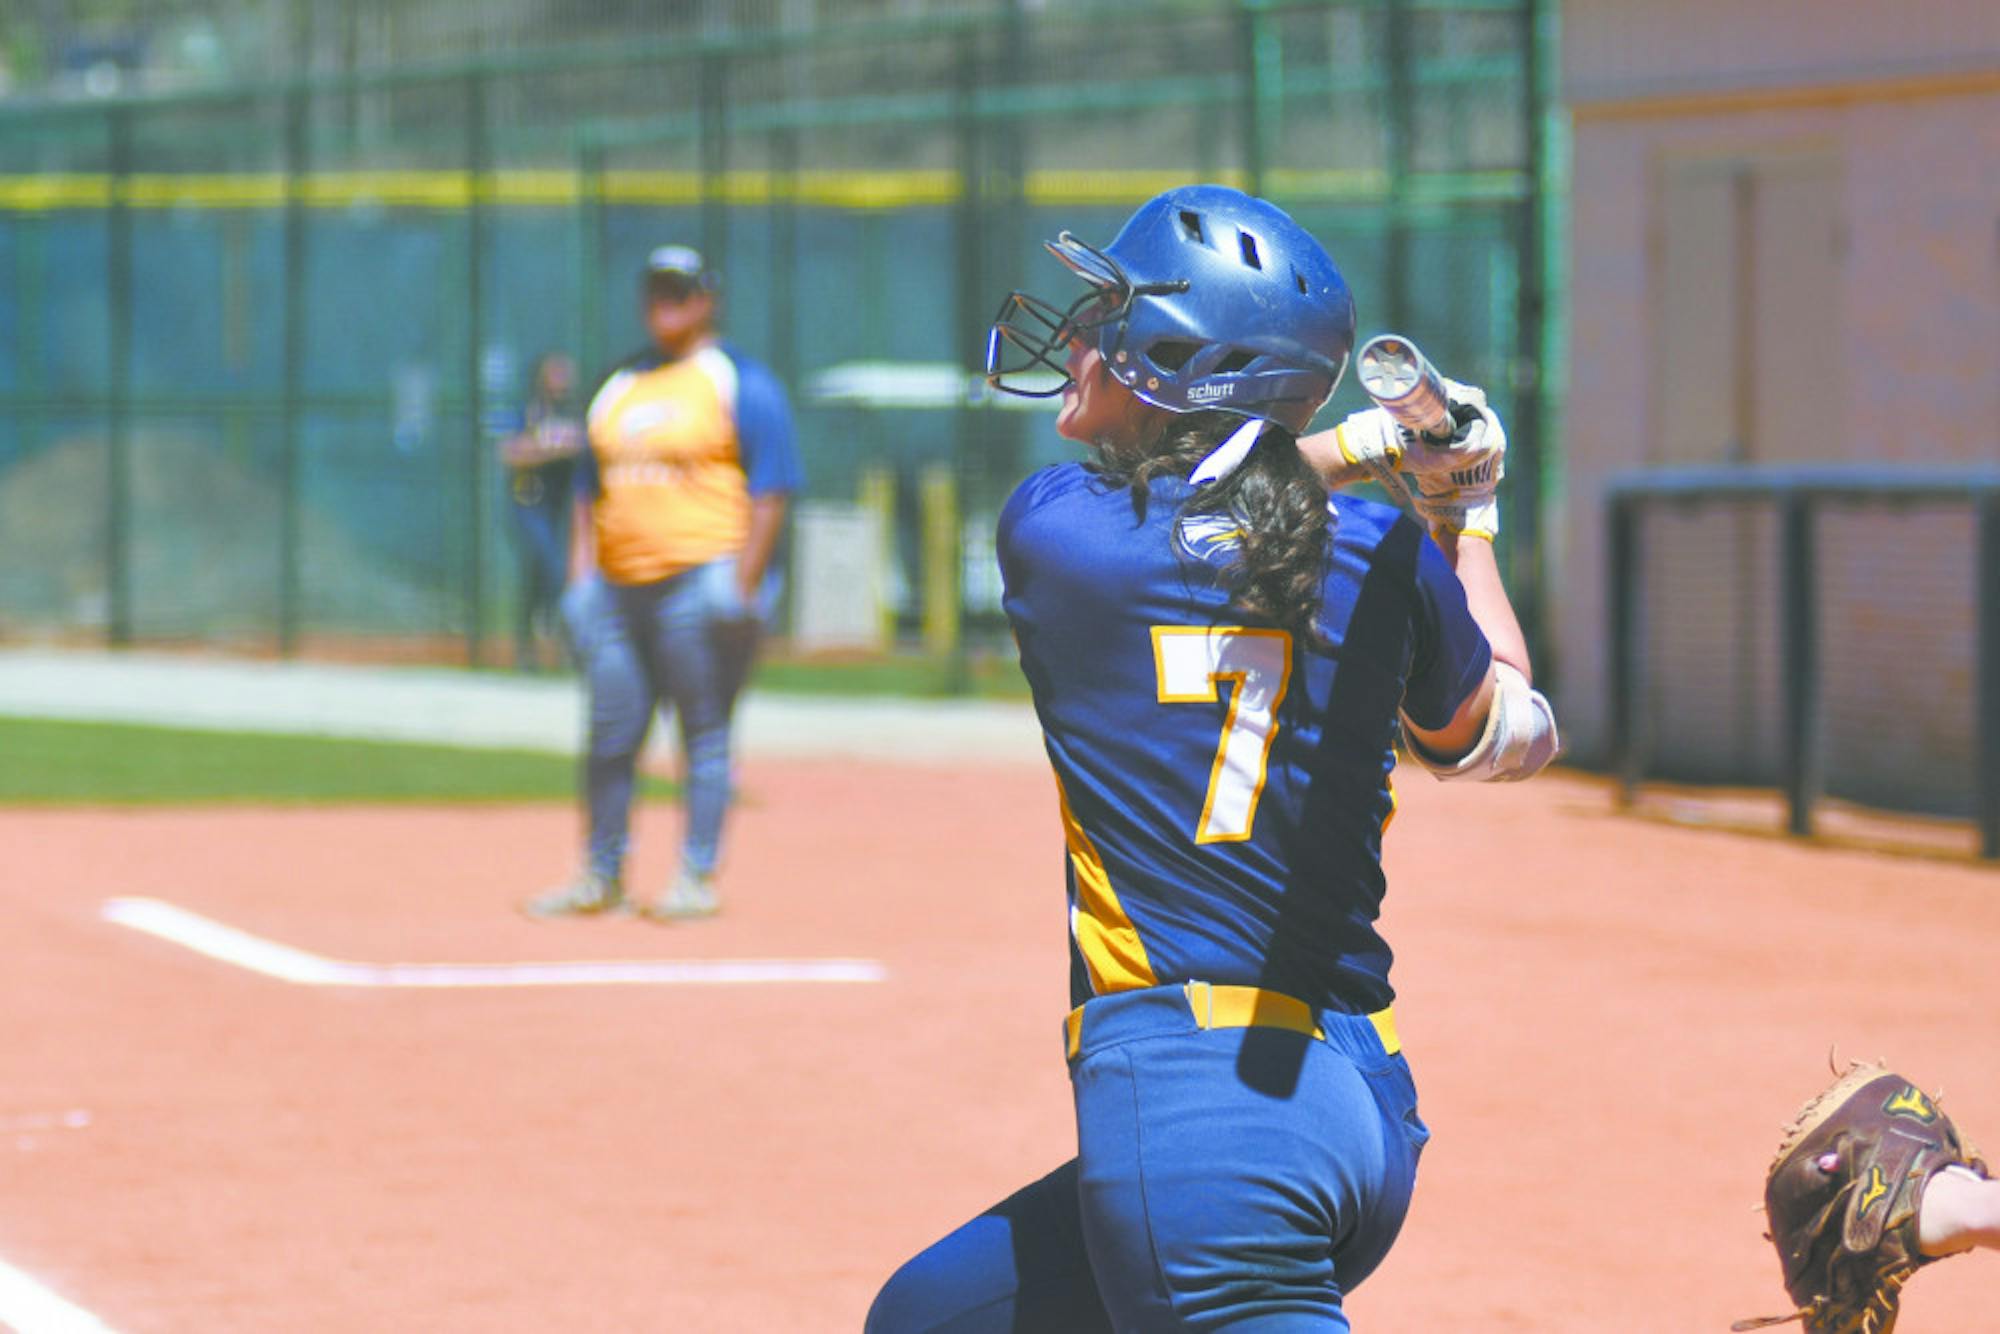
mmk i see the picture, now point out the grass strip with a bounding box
[0,715,677,805]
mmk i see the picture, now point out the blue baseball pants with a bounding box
[867,984,1428,1332]
[561,558,768,882]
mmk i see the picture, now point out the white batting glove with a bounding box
[1406,379,1505,540]
[1391,379,1504,476]
[1330,408,1418,510]
[1337,379,1507,541]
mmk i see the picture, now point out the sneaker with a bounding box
[521,871,627,919]
[644,869,718,921]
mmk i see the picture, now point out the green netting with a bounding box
[0,0,1556,662]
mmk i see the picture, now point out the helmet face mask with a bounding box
[985,186,1356,435]
[986,237,1182,399]
[985,283,1118,399]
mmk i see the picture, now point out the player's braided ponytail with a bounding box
[1089,409,1332,645]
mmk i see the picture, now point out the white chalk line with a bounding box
[100,898,886,987]
[0,1254,117,1334]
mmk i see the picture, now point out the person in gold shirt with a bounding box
[525,246,802,922]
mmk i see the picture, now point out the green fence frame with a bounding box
[0,0,1561,675]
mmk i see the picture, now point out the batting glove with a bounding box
[1336,379,1507,541]
[1407,381,1505,541]
[1330,407,1418,510]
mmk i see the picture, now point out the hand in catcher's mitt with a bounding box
[1733,1061,1989,1333]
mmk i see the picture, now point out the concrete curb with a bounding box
[0,648,1047,767]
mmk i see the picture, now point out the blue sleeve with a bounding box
[731,353,804,497]
[1399,532,1493,731]
[997,465,1073,594]
[996,469,1039,567]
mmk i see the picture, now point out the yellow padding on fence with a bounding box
[0,167,1411,213]
[0,174,112,209]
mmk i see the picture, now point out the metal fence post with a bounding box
[1778,490,1821,837]
[105,105,134,647]
[464,71,489,667]
[278,85,308,655]
[1382,0,1413,332]
[699,56,728,273]
[1239,2,1278,199]
[770,126,800,393]
[945,31,982,689]
[576,140,606,383]
[1607,490,1640,803]
[1978,489,2000,860]
[1511,0,1549,680]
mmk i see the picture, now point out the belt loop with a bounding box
[1369,1005,1401,1057]
[1184,980,1213,1030]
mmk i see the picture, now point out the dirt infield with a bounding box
[3,758,1996,1332]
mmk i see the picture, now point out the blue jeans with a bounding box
[867,987,1428,1332]
[561,560,770,882]
[508,501,569,667]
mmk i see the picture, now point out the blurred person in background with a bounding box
[498,350,585,672]
[524,245,802,923]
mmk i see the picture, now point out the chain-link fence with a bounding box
[1607,470,2000,855]
[0,0,1557,668]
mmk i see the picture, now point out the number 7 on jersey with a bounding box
[1151,626,1293,844]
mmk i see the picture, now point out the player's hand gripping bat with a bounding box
[1314,334,1468,490]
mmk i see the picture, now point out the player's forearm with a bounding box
[1433,532,1531,682]
[1295,428,1346,488]
[1295,428,1527,676]
[737,494,788,599]
[567,497,596,581]
[503,417,585,468]
[1919,1167,2000,1256]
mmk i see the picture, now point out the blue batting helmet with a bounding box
[986,184,1355,434]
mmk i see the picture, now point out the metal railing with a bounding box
[1607,468,2000,859]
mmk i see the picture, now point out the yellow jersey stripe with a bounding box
[1054,772,1156,996]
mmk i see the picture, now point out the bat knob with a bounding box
[1357,337,1424,400]
[1356,333,1454,442]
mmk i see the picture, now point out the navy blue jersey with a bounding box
[998,461,1491,1014]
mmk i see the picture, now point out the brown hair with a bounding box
[1087,409,1332,643]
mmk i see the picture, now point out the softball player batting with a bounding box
[524,245,802,923]
[867,185,1557,1332]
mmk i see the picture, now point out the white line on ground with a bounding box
[100,898,887,987]
[0,1112,90,1134]
[0,1255,117,1334]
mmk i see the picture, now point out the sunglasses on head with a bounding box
[646,270,710,303]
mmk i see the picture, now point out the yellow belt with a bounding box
[1064,982,1400,1062]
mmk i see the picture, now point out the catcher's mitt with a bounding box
[1733,1061,1988,1334]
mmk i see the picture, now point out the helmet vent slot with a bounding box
[1293,268,1309,294]
[1178,210,1206,243]
[1149,340,1201,372]
[1237,231,1262,270]
[1215,349,1257,374]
